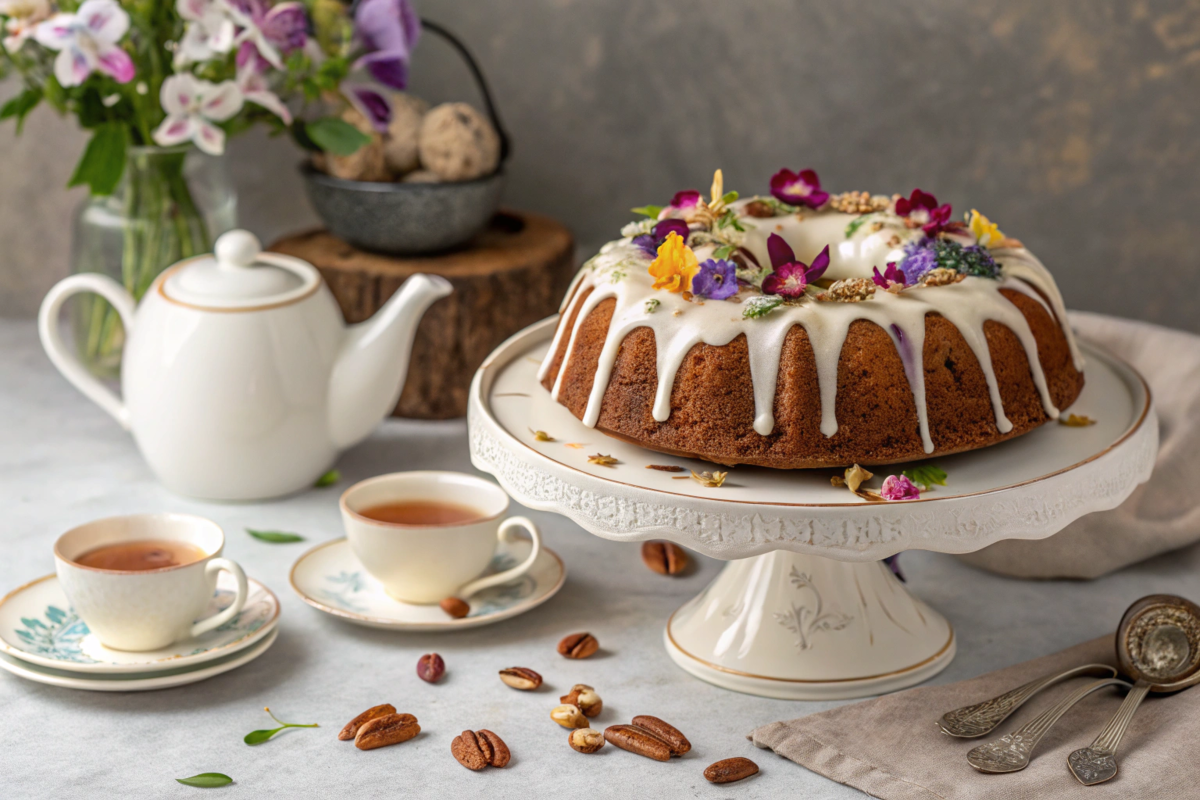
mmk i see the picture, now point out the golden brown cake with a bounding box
[538,170,1084,469]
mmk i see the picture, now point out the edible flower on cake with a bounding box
[762,235,831,298]
[895,188,954,236]
[692,258,739,300]
[633,218,690,257]
[871,262,909,294]
[648,232,699,293]
[769,168,829,209]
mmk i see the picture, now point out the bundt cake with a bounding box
[538,169,1084,469]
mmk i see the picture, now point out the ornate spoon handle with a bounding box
[1067,678,1152,786]
[939,663,1117,737]
[967,678,1130,773]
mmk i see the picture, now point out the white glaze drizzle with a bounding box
[540,205,1081,452]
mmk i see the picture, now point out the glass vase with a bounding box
[69,145,237,377]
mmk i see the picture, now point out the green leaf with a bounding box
[720,190,739,205]
[176,773,233,788]
[901,464,948,491]
[244,727,283,745]
[630,205,662,219]
[844,214,873,239]
[246,529,305,544]
[0,87,42,134]
[67,124,128,196]
[304,117,371,156]
[712,244,736,260]
[742,295,784,319]
[313,469,340,488]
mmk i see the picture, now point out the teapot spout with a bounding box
[327,273,452,449]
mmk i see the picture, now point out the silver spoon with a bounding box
[939,663,1117,738]
[967,678,1130,773]
[1068,594,1200,786]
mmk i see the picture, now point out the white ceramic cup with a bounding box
[54,513,249,651]
[340,471,542,604]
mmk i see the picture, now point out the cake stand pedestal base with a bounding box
[664,551,955,700]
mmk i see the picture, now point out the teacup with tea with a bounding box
[54,513,248,651]
[340,471,542,604]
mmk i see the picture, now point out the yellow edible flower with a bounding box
[969,209,1005,248]
[648,232,699,293]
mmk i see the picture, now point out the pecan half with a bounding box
[557,632,599,659]
[477,730,510,767]
[499,666,542,690]
[569,727,605,754]
[744,199,775,218]
[631,715,691,756]
[354,712,420,750]
[452,729,511,770]
[560,684,602,717]
[338,704,396,741]
[704,757,760,783]
[603,724,671,762]
[440,597,469,619]
[641,541,688,575]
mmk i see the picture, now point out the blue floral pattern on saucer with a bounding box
[15,605,94,663]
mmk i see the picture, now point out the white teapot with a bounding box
[39,230,452,501]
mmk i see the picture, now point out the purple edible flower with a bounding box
[668,189,701,210]
[881,474,920,501]
[761,233,830,298]
[344,82,392,131]
[633,218,690,257]
[354,0,421,90]
[898,239,938,284]
[895,188,952,236]
[691,259,739,300]
[871,261,908,292]
[769,168,829,209]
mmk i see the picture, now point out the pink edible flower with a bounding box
[761,233,830,298]
[667,189,701,211]
[871,261,908,293]
[881,474,920,501]
[895,189,952,236]
[769,168,829,209]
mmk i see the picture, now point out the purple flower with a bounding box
[692,259,739,300]
[633,218,690,257]
[344,82,392,131]
[354,0,420,90]
[668,189,701,211]
[769,168,829,209]
[761,233,830,298]
[871,261,908,292]
[881,474,920,501]
[230,0,308,70]
[898,239,938,283]
[895,188,952,236]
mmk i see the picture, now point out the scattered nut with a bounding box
[743,199,775,218]
[603,724,671,762]
[704,757,760,784]
[452,729,510,770]
[417,653,445,683]
[631,715,691,756]
[551,704,589,729]
[477,729,511,767]
[560,684,603,717]
[440,597,470,619]
[354,712,420,750]
[499,666,543,691]
[569,727,606,754]
[641,541,688,576]
[557,632,599,659]
[338,703,396,741]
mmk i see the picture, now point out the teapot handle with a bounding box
[38,274,136,429]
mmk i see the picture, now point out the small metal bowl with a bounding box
[300,163,505,255]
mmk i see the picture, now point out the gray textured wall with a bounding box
[2,0,1198,331]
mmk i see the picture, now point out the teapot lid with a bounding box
[161,230,320,310]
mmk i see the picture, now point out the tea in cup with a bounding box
[54,513,248,651]
[340,471,542,604]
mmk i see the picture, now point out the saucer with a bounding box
[290,537,565,631]
[0,628,278,692]
[0,572,280,674]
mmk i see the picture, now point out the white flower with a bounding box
[0,0,51,53]
[236,58,290,124]
[152,74,243,155]
[174,0,235,67]
[34,0,134,87]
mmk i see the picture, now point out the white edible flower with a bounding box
[152,74,243,155]
[34,0,134,87]
[0,0,50,53]
[174,0,235,67]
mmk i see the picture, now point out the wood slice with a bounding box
[270,211,574,419]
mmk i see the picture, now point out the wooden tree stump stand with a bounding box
[271,210,574,419]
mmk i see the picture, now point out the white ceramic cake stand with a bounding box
[468,318,1157,699]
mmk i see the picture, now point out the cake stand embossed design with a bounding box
[469,318,1157,699]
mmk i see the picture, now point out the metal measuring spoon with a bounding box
[1067,594,1200,786]
[966,678,1130,773]
[939,664,1117,738]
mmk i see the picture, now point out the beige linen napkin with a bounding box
[750,636,1193,799]
[957,312,1197,580]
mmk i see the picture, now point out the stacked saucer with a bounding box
[0,571,279,691]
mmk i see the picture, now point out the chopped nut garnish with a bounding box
[1059,413,1097,427]
[743,199,775,218]
[690,470,728,488]
[827,191,891,214]
[529,428,555,442]
[817,278,876,303]
[646,464,686,472]
[920,268,965,287]
[587,453,619,467]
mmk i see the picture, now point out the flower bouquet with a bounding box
[0,0,427,374]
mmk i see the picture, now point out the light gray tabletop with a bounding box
[2,316,1196,799]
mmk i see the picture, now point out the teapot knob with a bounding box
[215,229,262,270]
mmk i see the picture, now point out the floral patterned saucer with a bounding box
[0,572,279,674]
[289,538,565,631]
